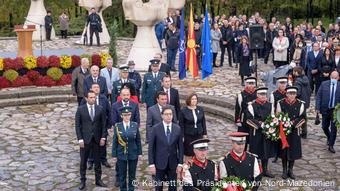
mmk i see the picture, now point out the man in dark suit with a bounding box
[146,91,177,143]
[80,83,112,169]
[75,90,107,190]
[112,64,136,103]
[83,65,108,97]
[264,23,277,64]
[148,106,183,191]
[158,74,180,118]
[111,87,140,187]
[148,53,171,76]
[316,71,340,153]
[128,60,142,101]
[220,19,234,67]
[142,59,166,108]
[306,42,323,93]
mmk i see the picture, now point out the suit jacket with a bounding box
[75,104,107,144]
[306,51,323,71]
[112,121,142,160]
[179,106,207,137]
[111,100,140,126]
[316,80,340,114]
[83,76,108,96]
[112,79,136,103]
[71,66,89,97]
[157,87,181,118]
[148,122,183,170]
[141,72,165,107]
[80,94,112,129]
[146,104,177,142]
[100,67,120,94]
[148,63,171,76]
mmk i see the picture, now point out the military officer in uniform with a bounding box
[112,64,136,103]
[235,77,257,149]
[276,86,306,179]
[219,132,262,191]
[112,106,142,191]
[127,60,142,101]
[269,76,288,163]
[141,59,165,108]
[182,138,218,191]
[246,87,276,178]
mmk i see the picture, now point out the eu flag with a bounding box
[201,8,212,80]
[178,8,186,80]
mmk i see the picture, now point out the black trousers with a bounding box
[80,137,102,182]
[220,44,233,66]
[212,52,218,67]
[46,27,52,40]
[264,45,273,64]
[322,109,337,146]
[118,159,138,191]
[89,27,100,46]
[88,134,108,163]
[77,96,83,106]
[60,30,67,38]
[155,164,177,191]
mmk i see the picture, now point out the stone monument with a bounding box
[123,0,185,71]
[25,0,56,41]
[76,0,112,45]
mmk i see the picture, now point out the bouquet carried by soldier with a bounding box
[212,176,253,191]
[261,112,293,148]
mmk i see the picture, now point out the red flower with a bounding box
[57,74,72,86]
[13,57,24,70]
[3,58,14,70]
[35,76,56,87]
[26,70,41,82]
[91,54,101,67]
[48,55,60,67]
[71,55,81,68]
[37,56,49,68]
[11,76,33,87]
[0,76,11,89]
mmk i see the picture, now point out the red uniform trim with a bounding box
[230,150,247,161]
[192,157,208,168]
[284,98,296,105]
[244,87,255,94]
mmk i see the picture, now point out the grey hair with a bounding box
[81,57,89,64]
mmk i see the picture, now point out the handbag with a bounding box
[97,23,103,33]
[161,39,167,49]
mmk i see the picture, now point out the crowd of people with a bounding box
[69,9,340,191]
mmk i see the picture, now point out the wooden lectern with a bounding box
[14,25,36,58]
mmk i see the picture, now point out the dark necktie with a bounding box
[166,125,171,143]
[329,83,335,108]
[93,77,97,83]
[90,105,94,121]
[166,89,170,104]
[123,101,128,107]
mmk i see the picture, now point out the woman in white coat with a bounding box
[272,29,289,68]
[211,23,222,67]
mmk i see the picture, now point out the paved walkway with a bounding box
[0,103,339,191]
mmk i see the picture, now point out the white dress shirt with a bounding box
[123,121,130,131]
[164,88,170,103]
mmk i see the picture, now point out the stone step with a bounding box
[0,86,72,99]
[0,94,76,107]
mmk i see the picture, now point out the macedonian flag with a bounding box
[186,3,198,78]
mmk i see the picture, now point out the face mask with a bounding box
[298,43,303,47]
[128,69,134,72]
[331,79,337,84]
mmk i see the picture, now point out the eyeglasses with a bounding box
[162,113,173,116]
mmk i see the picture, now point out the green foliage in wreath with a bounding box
[47,67,63,81]
[334,104,340,129]
[3,69,19,82]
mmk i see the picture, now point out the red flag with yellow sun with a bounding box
[186,3,198,78]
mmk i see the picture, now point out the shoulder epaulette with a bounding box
[246,151,258,158]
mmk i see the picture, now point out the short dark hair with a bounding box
[162,74,171,81]
[293,66,304,76]
[161,106,172,115]
[186,93,198,106]
[86,90,95,97]
[47,10,51,14]
[156,91,168,99]
[91,82,100,88]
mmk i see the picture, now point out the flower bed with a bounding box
[0,53,110,89]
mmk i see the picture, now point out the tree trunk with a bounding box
[75,2,78,17]
[329,0,333,19]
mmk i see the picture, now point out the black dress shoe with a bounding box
[282,172,288,179]
[95,180,107,187]
[288,170,296,179]
[87,163,93,170]
[263,171,275,178]
[328,146,336,153]
[79,182,86,190]
[102,161,112,168]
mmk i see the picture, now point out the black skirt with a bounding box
[184,134,203,156]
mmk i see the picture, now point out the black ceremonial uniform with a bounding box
[270,89,286,111]
[219,151,262,184]
[235,88,257,133]
[183,158,216,191]
[277,98,306,160]
[246,99,277,160]
[128,71,142,100]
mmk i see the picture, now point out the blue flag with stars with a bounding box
[178,8,186,80]
[201,8,212,79]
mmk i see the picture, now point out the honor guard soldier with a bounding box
[112,64,136,103]
[219,132,262,191]
[141,59,165,108]
[112,106,142,191]
[182,138,218,191]
[276,86,306,179]
[235,77,257,148]
[269,76,288,163]
[246,87,276,178]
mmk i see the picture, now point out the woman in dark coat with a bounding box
[179,93,207,162]
[318,48,335,84]
[238,36,253,86]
